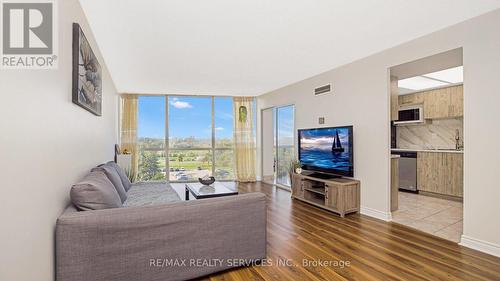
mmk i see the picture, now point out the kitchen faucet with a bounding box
[455,129,464,150]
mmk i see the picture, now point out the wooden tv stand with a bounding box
[291,173,360,217]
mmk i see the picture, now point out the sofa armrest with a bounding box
[56,192,267,281]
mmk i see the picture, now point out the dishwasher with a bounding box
[393,151,417,192]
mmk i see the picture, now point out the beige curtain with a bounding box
[233,97,256,182]
[120,94,138,181]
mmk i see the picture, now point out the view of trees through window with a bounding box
[276,105,295,186]
[136,96,237,182]
[137,96,166,182]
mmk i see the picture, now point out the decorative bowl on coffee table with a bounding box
[198,176,216,185]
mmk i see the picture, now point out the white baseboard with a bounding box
[360,206,392,221]
[460,235,500,257]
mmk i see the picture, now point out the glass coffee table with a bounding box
[185,181,238,200]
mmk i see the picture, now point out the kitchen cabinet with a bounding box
[443,153,464,197]
[398,92,424,106]
[423,88,450,119]
[417,152,463,198]
[449,85,464,118]
[423,85,463,119]
[394,85,462,120]
[391,76,399,121]
[391,157,399,211]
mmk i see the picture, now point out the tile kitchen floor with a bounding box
[392,192,463,243]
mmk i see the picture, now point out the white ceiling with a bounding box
[79,0,500,96]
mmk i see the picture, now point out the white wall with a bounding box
[0,0,118,280]
[257,9,500,255]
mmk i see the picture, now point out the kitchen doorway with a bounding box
[389,48,464,243]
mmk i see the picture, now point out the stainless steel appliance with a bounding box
[394,106,424,125]
[393,151,417,192]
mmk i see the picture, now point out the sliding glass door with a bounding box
[276,105,295,186]
[261,105,295,187]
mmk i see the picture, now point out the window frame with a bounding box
[136,95,240,182]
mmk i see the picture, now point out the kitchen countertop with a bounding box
[391,148,464,154]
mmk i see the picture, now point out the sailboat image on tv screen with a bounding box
[332,130,345,153]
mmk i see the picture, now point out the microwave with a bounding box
[394,106,424,125]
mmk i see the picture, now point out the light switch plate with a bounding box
[318,117,325,124]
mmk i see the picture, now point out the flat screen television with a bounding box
[298,126,354,178]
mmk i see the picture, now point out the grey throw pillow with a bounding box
[92,165,127,203]
[107,161,132,191]
[70,171,122,211]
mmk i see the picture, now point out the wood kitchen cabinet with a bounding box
[443,153,464,197]
[417,152,463,198]
[398,92,424,106]
[423,88,450,119]
[423,85,463,119]
[449,85,464,118]
[391,157,399,211]
[394,84,462,120]
[390,76,399,121]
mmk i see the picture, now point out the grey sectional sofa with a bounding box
[56,162,267,281]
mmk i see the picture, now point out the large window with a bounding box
[137,95,242,182]
[214,97,234,180]
[137,96,166,181]
[168,96,212,181]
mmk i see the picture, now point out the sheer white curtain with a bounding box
[120,94,138,181]
[233,97,256,182]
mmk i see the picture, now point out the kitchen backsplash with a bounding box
[397,118,463,150]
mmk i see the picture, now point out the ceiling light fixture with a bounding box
[398,76,449,90]
[422,66,463,83]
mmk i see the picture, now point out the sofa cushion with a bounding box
[107,161,132,191]
[70,171,122,211]
[92,165,127,203]
[123,182,181,207]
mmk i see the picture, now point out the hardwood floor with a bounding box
[195,181,500,281]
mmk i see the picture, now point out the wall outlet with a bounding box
[318,117,325,124]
